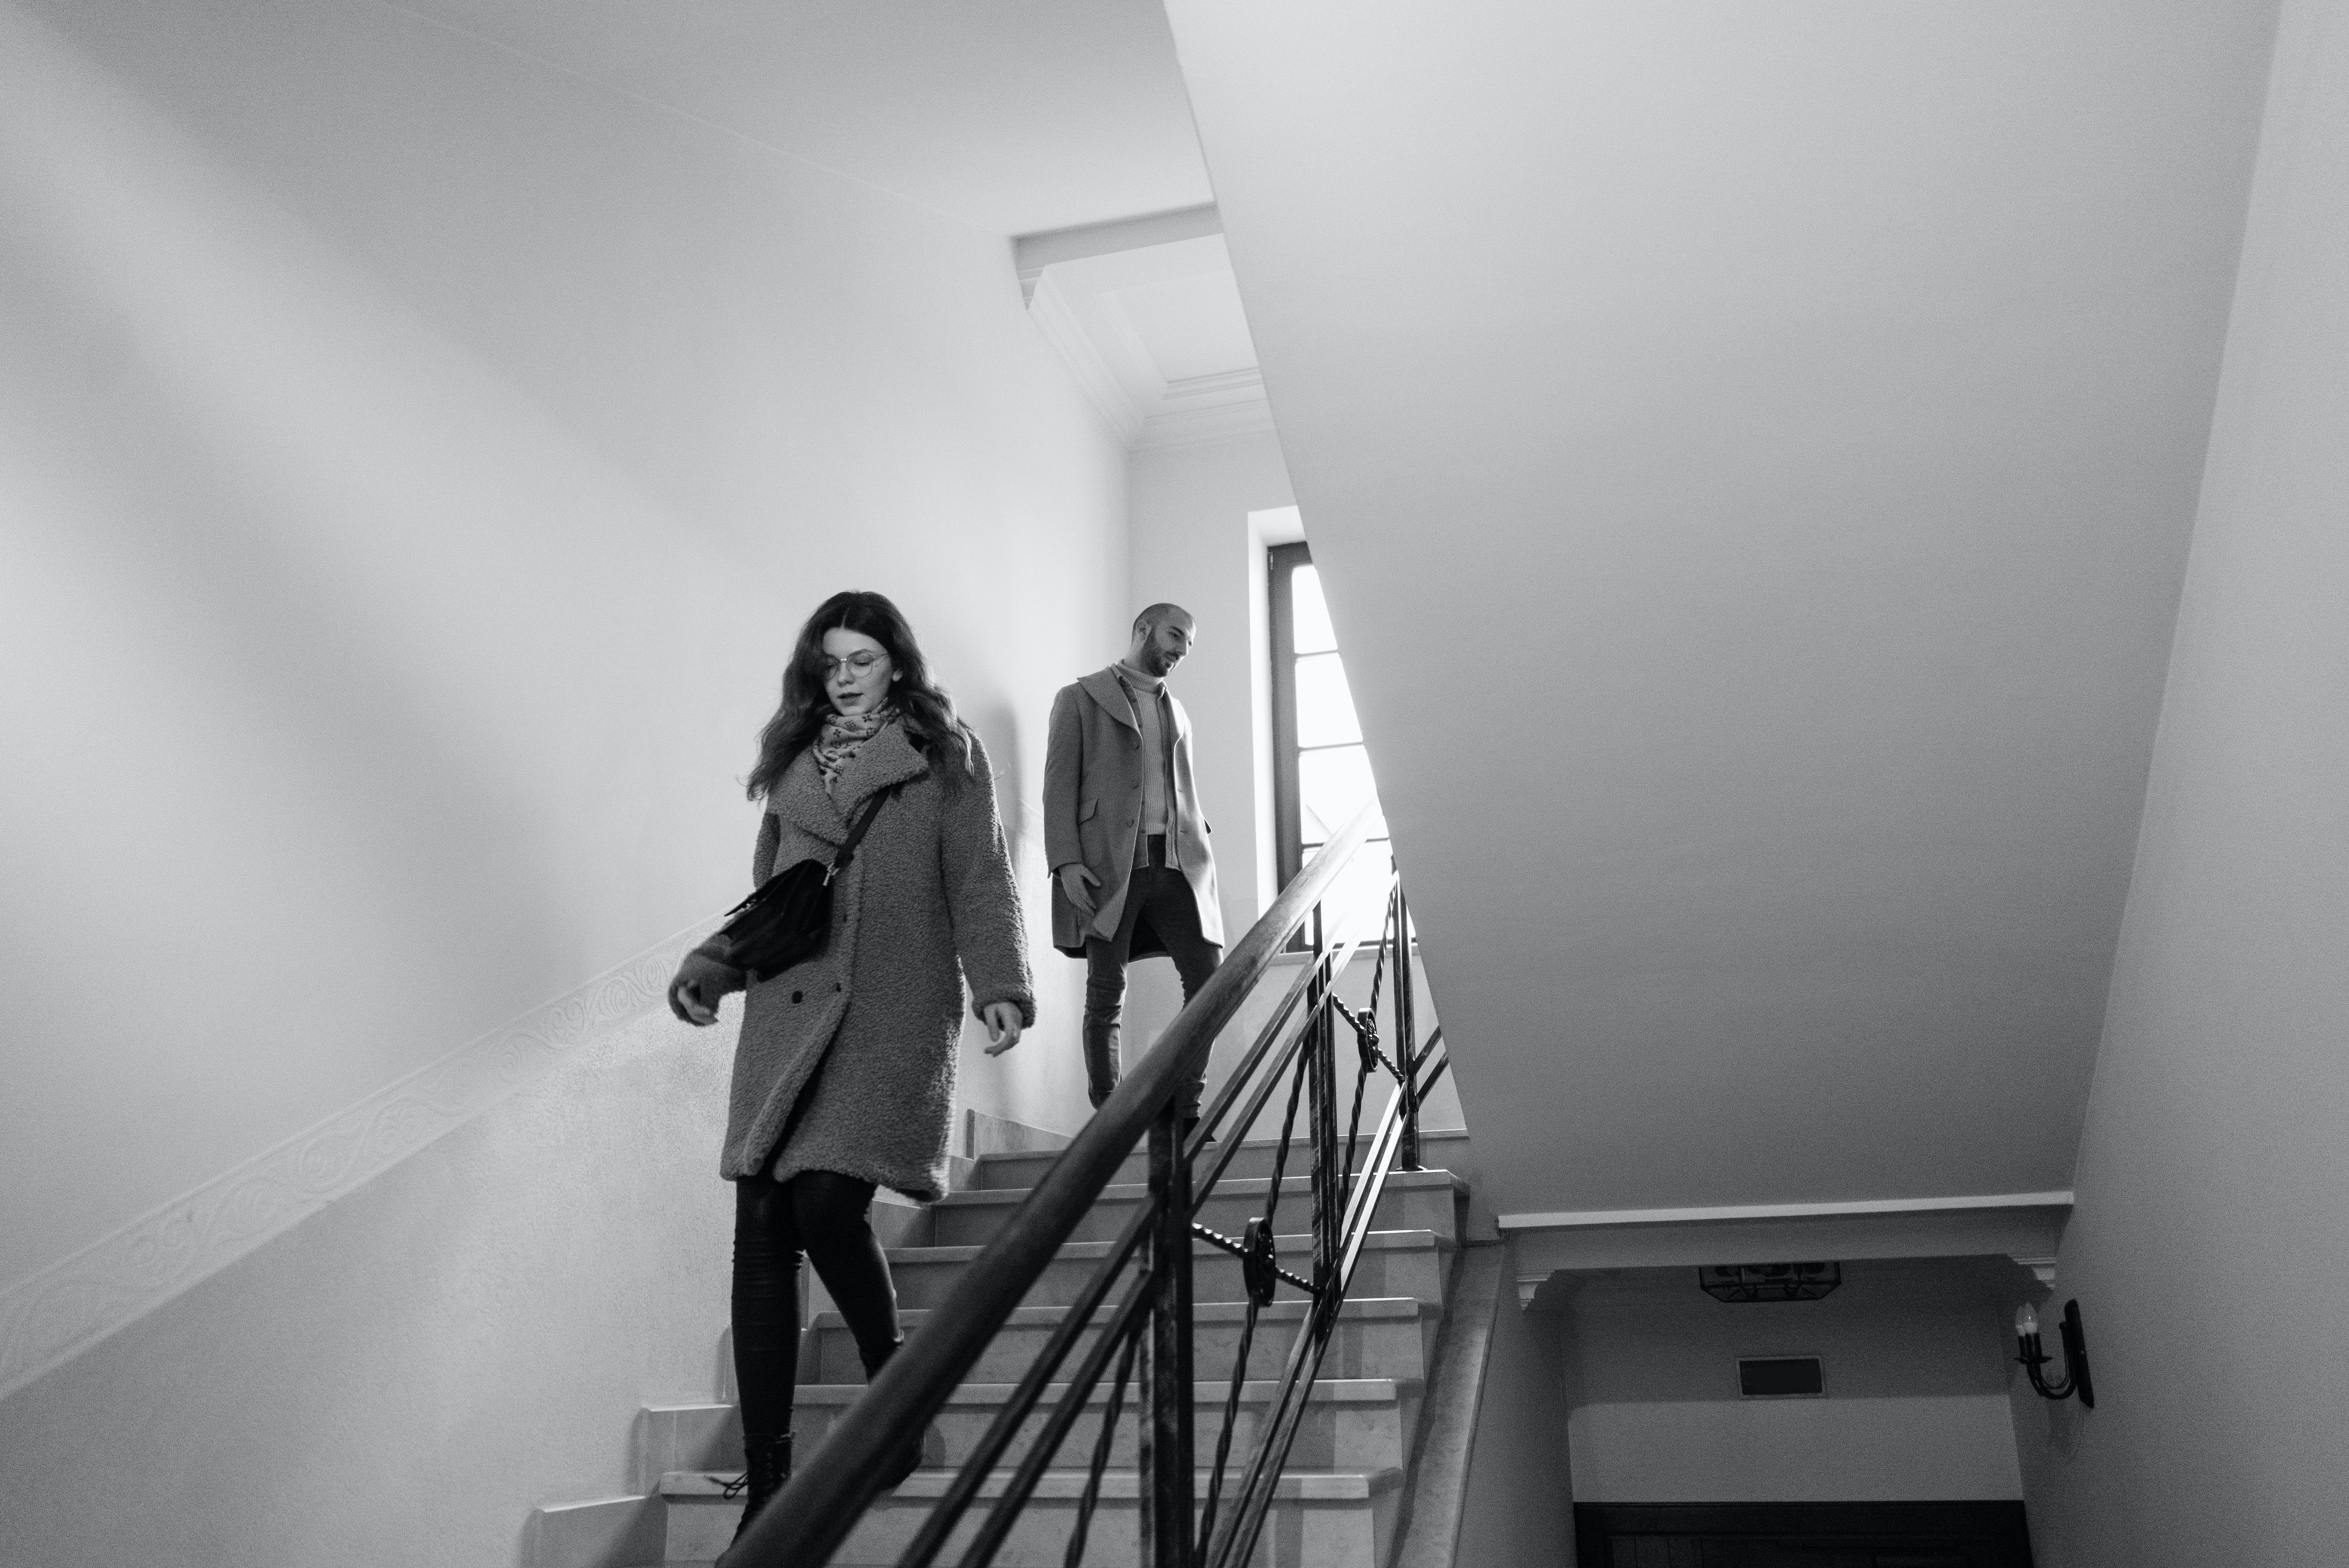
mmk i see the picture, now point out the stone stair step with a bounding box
[885,1230,1453,1313]
[931,1169,1465,1249]
[659,1465,1404,1567]
[635,1402,740,1489]
[968,1130,1471,1193]
[527,1493,664,1568]
[794,1375,1422,1474]
[808,1296,1440,1386]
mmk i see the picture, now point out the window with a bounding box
[1269,543,1392,935]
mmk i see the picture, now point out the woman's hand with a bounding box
[980,1001,1024,1056]
[668,950,744,1027]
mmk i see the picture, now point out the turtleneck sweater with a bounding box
[1115,661,1172,847]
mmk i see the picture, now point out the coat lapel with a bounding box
[769,751,846,843]
[1080,666,1141,731]
[830,721,930,816]
[768,720,929,844]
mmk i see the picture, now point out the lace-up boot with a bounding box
[723,1431,793,1547]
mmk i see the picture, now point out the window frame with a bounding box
[1269,542,1391,891]
[1268,541,1313,891]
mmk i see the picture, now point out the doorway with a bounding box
[1573,1502,2033,1567]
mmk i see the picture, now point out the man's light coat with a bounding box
[1043,666,1223,959]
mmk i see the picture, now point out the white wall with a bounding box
[0,1005,738,1568]
[1164,0,2279,1223]
[1558,1261,2024,1504]
[2016,2,2349,1561]
[1454,1242,1576,1568]
[0,0,1124,1555]
[0,0,1120,1298]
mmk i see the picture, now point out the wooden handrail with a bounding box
[730,802,1385,1568]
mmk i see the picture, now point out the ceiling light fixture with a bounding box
[1698,1262,1841,1303]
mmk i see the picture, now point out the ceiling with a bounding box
[1055,239,1258,384]
[1023,230,1271,447]
[395,0,1266,442]
[1165,0,2282,1221]
[393,0,1212,235]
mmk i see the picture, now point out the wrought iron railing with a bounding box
[734,802,1445,1568]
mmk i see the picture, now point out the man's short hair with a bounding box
[1132,602,1191,636]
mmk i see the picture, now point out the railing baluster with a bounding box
[1061,1319,1141,1568]
[1395,884,1422,1173]
[1306,915,1333,1301]
[1142,1101,1194,1568]
[951,1282,1149,1568]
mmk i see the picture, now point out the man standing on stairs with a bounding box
[1045,603,1224,1132]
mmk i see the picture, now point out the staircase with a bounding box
[653,1130,1469,1566]
[532,806,1458,1568]
[531,1128,1473,1568]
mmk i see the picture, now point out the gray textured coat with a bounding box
[716,721,1034,1202]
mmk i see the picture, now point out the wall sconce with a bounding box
[2015,1299,2095,1408]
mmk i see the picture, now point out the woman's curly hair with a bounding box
[746,590,977,800]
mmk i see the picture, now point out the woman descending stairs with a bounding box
[655,1129,1471,1567]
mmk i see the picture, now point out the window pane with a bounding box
[1318,841,1396,944]
[1300,745,1385,841]
[1291,565,1338,654]
[1294,653,1363,748]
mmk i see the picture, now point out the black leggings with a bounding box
[732,1168,904,1444]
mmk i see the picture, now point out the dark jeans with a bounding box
[731,1166,903,1444]
[1083,835,1223,1121]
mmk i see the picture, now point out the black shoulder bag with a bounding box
[710,788,891,982]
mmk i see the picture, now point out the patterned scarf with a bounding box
[812,705,897,795]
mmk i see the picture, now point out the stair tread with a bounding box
[971,1129,1467,1166]
[661,1467,1406,1501]
[810,1295,1435,1331]
[934,1169,1467,1209]
[793,1375,1418,1405]
[888,1228,1452,1265]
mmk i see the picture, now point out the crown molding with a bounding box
[1014,204,1222,305]
[2010,1252,2060,1286]
[1137,367,1276,451]
[1496,1190,2076,1231]
[0,924,708,1402]
[1497,1191,2075,1278]
[1025,270,1145,445]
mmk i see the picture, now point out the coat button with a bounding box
[791,990,803,1003]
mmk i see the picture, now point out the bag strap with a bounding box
[825,787,893,884]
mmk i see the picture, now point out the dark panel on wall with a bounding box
[1737,1357,1825,1397]
[1574,1501,2033,1568]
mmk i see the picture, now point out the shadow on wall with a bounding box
[965,697,1026,862]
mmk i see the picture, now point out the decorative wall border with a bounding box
[0,923,709,1402]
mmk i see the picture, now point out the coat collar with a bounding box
[1079,666,1143,732]
[769,720,930,842]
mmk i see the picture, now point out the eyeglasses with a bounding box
[822,652,886,680]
